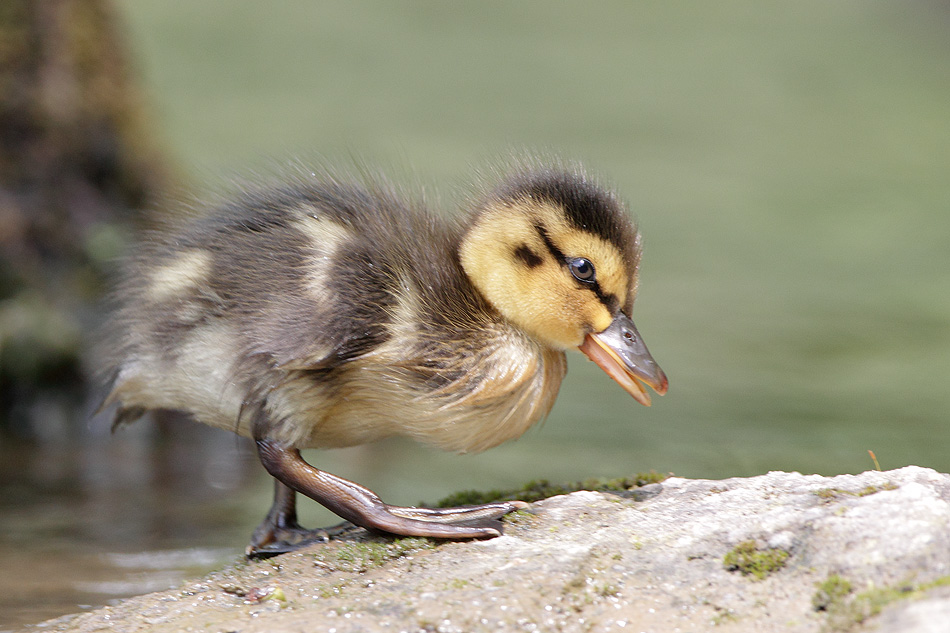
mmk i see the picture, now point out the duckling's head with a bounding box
[460,167,668,405]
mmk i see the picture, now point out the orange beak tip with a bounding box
[579,332,667,407]
[634,388,653,407]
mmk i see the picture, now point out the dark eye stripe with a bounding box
[534,223,618,311]
[593,287,619,312]
[533,223,565,262]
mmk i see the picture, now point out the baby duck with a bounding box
[102,161,668,555]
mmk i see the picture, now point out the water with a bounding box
[3,1,950,628]
[0,419,256,629]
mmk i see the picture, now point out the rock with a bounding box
[31,466,950,633]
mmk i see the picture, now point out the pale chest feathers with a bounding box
[265,332,568,454]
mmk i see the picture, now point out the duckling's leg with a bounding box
[246,480,305,554]
[255,439,527,544]
[248,480,366,557]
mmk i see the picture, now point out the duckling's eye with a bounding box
[568,257,596,283]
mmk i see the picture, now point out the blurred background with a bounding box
[1,0,948,628]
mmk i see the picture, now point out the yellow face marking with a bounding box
[148,250,212,300]
[460,199,637,349]
[529,201,631,309]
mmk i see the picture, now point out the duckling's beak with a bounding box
[578,313,668,406]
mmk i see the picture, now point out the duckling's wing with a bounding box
[198,196,398,373]
[227,178,458,374]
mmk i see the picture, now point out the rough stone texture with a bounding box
[29,467,950,633]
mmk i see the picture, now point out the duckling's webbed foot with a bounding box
[255,439,526,543]
[246,480,353,557]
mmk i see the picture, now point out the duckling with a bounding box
[102,161,668,555]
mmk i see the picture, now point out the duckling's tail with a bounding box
[93,369,147,431]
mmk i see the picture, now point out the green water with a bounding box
[3,2,950,628]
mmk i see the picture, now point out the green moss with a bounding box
[722,540,790,580]
[812,574,853,611]
[816,574,950,631]
[813,483,898,501]
[501,509,538,528]
[435,471,668,508]
[317,536,435,573]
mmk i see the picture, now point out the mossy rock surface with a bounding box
[35,467,950,633]
[723,540,790,580]
[435,471,668,507]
